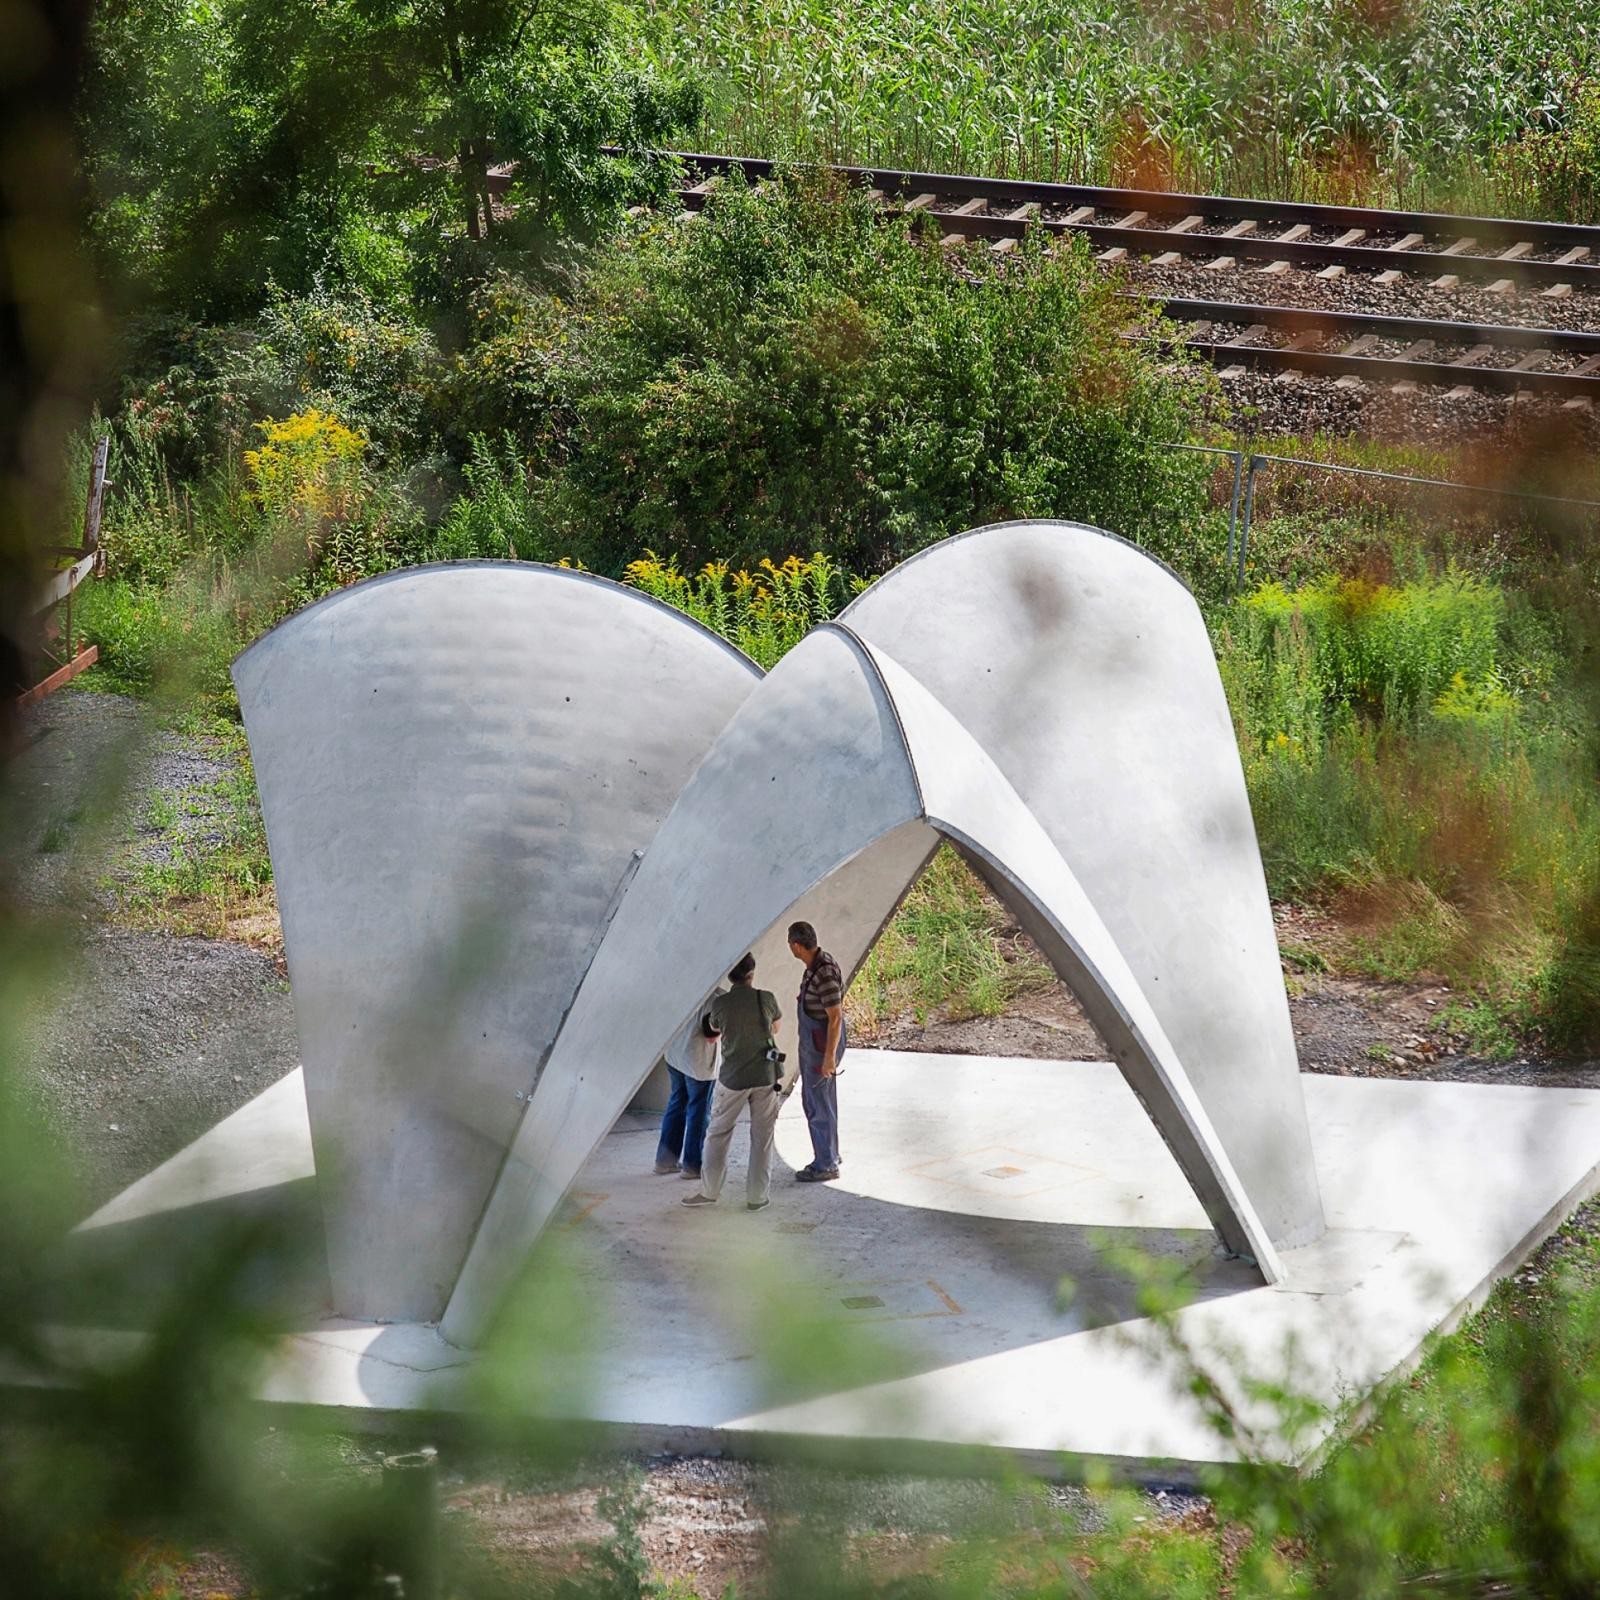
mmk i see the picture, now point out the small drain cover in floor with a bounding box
[840,1295,886,1311]
[983,1165,1026,1179]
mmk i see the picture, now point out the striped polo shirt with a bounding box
[799,949,844,1020]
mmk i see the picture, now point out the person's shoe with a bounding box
[653,1159,679,1175]
[795,1167,839,1183]
[680,1167,702,1180]
[681,1192,717,1207]
[747,1198,771,1211]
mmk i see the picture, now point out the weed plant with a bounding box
[623,550,854,667]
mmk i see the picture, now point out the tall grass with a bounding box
[644,0,1600,216]
[1218,571,1600,1045]
[850,846,1055,1032]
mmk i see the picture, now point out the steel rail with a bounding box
[670,149,1600,252]
[667,151,1600,290]
[1151,341,1600,397]
[1144,298,1600,354]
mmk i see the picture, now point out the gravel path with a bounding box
[24,927,297,1213]
[8,687,245,911]
[8,690,297,1213]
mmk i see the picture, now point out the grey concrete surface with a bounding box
[443,620,1281,1343]
[233,564,763,1322]
[843,522,1324,1247]
[441,626,942,1341]
[233,526,1325,1339]
[47,1055,1600,1478]
[861,635,1281,1278]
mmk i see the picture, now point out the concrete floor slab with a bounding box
[43,1052,1600,1478]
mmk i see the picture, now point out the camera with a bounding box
[764,1046,786,1065]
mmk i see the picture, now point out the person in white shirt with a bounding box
[653,983,725,1179]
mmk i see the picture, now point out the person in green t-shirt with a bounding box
[682,952,785,1212]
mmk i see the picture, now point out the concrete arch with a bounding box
[442,624,1284,1345]
[233,562,763,1321]
[842,521,1324,1247]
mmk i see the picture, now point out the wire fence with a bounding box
[1167,442,1600,589]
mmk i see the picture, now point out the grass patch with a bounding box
[110,718,279,951]
[848,847,1054,1034]
[1217,571,1600,1050]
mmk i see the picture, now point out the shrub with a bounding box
[254,286,443,464]
[77,574,243,711]
[1218,571,1600,1040]
[1238,572,1506,722]
[434,272,574,456]
[514,173,1210,575]
[244,409,366,527]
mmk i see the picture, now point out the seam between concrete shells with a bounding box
[822,621,928,821]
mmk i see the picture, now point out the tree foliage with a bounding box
[503,172,1211,574]
[79,0,699,319]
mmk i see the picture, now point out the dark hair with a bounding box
[729,952,756,983]
[787,921,818,950]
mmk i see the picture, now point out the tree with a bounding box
[79,0,699,319]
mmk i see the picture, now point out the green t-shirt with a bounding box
[706,984,782,1090]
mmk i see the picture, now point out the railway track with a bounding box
[661,151,1600,402]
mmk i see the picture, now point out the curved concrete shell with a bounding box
[441,623,1285,1344]
[236,525,1324,1342]
[841,522,1325,1249]
[232,563,762,1321]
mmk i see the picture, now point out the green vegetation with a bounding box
[117,719,278,947]
[82,0,698,318]
[504,176,1208,573]
[851,847,1055,1031]
[645,0,1600,218]
[1216,568,1600,1049]
[12,4,1600,1590]
[73,175,1210,697]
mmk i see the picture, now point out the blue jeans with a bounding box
[798,1014,845,1171]
[656,1067,714,1172]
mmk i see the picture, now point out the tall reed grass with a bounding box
[644,0,1600,216]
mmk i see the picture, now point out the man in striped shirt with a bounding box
[787,920,846,1181]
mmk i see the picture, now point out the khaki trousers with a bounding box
[700,1080,783,1204]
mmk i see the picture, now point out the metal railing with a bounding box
[1168,442,1600,588]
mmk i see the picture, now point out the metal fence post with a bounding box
[1237,455,1260,590]
[1224,449,1243,580]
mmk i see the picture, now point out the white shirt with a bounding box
[664,986,725,1081]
